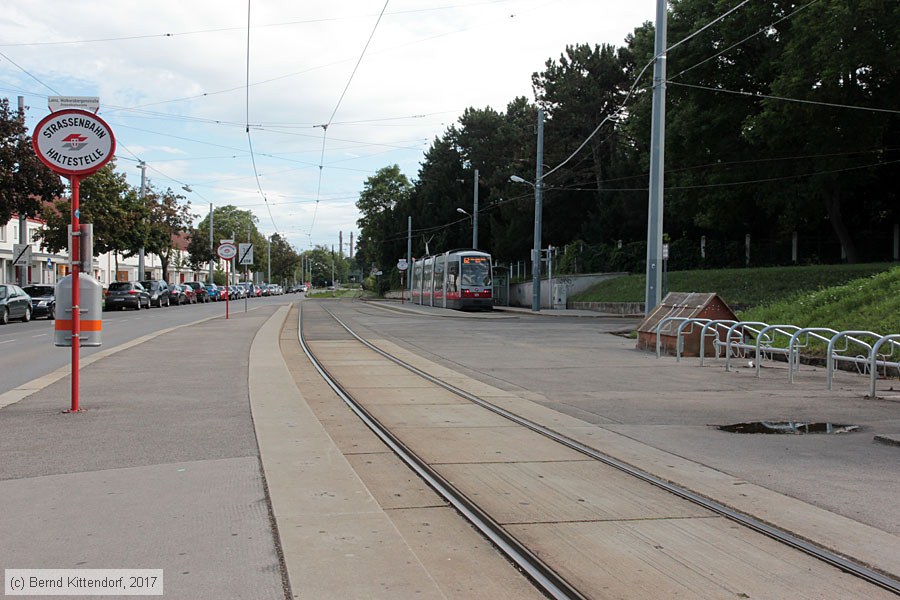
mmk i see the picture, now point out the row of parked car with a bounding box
[0,280,298,324]
[0,283,52,324]
[105,280,290,311]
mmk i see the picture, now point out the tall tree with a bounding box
[187,205,258,271]
[356,165,411,273]
[140,185,194,282]
[0,98,63,224]
[37,161,144,276]
[745,0,900,262]
[267,233,299,283]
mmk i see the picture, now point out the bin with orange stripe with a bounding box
[54,274,103,347]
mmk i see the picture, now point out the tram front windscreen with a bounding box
[461,256,492,287]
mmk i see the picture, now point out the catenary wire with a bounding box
[309,0,390,246]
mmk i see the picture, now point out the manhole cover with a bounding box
[718,421,860,434]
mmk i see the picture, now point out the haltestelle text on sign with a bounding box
[32,109,116,177]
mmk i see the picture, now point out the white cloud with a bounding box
[1,0,655,251]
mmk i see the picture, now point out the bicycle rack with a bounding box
[675,318,711,362]
[699,320,737,366]
[752,324,801,377]
[787,328,839,383]
[868,334,900,398]
[826,331,880,390]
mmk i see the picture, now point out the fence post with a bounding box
[792,231,798,264]
[700,235,706,260]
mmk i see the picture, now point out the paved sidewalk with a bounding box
[0,307,287,600]
[2,303,509,600]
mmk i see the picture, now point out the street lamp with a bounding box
[456,207,475,249]
[510,169,543,313]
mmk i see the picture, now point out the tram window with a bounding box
[447,261,459,293]
[461,258,491,287]
[423,260,433,291]
[434,258,444,290]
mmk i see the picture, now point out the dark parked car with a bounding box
[182,281,209,303]
[138,280,170,307]
[181,284,197,304]
[0,283,32,324]
[168,284,187,305]
[104,281,150,311]
[22,284,55,320]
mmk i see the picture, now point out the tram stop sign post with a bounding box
[217,241,237,320]
[397,259,408,304]
[32,108,116,413]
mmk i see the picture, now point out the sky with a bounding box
[1,0,656,253]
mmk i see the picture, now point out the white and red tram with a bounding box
[409,249,493,311]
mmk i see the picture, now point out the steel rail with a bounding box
[311,301,900,596]
[298,302,590,600]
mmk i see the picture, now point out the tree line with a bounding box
[355,0,900,287]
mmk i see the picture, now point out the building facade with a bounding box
[0,216,214,287]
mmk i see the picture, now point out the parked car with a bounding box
[181,284,197,304]
[104,281,150,311]
[168,284,187,305]
[0,283,32,324]
[215,285,229,301]
[138,280,170,307]
[236,282,250,298]
[204,283,220,301]
[22,284,55,320]
[183,281,209,303]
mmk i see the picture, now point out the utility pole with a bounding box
[472,169,479,249]
[137,161,147,281]
[407,216,412,267]
[267,235,271,284]
[532,109,544,312]
[645,0,668,315]
[17,96,26,286]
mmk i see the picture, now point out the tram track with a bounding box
[297,300,900,599]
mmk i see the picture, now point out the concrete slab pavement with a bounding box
[0,308,285,600]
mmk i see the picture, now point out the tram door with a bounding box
[423,258,433,306]
[434,254,446,308]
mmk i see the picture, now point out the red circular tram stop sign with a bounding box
[32,108,116,177]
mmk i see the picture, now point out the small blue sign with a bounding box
[74,208,80,219]
[47,257,52,266]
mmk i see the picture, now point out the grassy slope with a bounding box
[572,263,895,308]
[572,263,899,335]
[741,267,900,334]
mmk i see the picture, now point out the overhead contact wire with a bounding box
[309,0,390,246]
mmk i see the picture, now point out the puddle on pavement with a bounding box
[718,421,860,434]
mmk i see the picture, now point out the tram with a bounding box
[409,249,493,311]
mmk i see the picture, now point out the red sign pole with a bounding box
[225,260,230,319]
[67,175,81,412]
